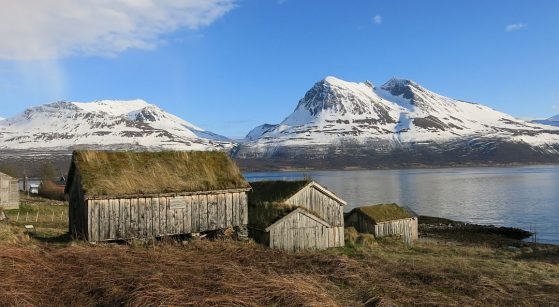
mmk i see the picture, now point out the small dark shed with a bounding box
[248,180,346,252]
[65,150,251,242]
[0,172,19,210]
[345,204,418,244]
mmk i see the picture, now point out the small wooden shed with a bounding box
[345,204,418,244]
[248,180,346,252]
[0,172,19,210]
[65,150,251,242]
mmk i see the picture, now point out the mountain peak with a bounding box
[381,78,419,90]
[72,99,151,116]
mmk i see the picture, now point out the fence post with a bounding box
[25,211,29,222]
[16,211,19,221]
[35,212,39,222]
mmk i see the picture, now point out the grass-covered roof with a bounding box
[248,180,311,204]
[247,180,312,230]
[353,204,414,223]
[69,150,250,197]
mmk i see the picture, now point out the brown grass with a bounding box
[71,151,250,197]
[1,223,558,307]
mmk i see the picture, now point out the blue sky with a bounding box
[0,0,558,138]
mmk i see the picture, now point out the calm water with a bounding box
[244,166,559,244]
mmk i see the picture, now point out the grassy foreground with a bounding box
[0,205,558,306]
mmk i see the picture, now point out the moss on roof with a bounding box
[354,204,414,223]
[248,201,297,230]
[247,180,313,230]
[248,180,311,204]
[70,150,250,197]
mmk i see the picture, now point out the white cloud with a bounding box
[505,23,527,32]
[372,14,383,25]
[0,0,235,60]
[552,103,559,112]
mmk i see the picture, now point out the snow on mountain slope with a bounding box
[532,115,559,127]
[236,76,559,163]
[0,100,233,151]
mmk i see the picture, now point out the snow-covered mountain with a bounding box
[0,99,233,151]
[235,76,559,168]
[532,115,559,127]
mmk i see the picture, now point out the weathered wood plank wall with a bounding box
[267,211,344,252]
[0,175,19,210]
[286,186,344,227]
[83,191,248,242]
[346,210,418,246]
[374,218,418,244]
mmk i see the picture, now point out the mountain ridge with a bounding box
[234,76,559,169]
[0,99,233,151]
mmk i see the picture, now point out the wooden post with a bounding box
[51,210,55,222]
[35,212,39,222]
[25,211,28,222]
[16,211,19,221]
[60,211,64,221]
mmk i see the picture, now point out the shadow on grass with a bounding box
[31,232,73,244]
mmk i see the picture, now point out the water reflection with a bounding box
[244,165,559,244]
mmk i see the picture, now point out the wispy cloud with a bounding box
[372,14,383,25]
[506,23,527,32]
[0,0,236,61]
[552,103,559,113]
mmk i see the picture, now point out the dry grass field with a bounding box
[0,202,558,306]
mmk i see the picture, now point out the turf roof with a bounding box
[354,204,414,223]
[247,180,312,230]
[248,180,311,204]
[68,150,250,197]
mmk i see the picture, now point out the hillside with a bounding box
[235,77,559,169]
[0,211,558,306]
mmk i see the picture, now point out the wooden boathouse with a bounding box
[0,172,19,210]
[345,204,418,245]
[65,150,251,242]
[248,180,346,252]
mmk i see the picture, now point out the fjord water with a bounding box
[245,166,559,244]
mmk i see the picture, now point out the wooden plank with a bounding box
[199,194,208,232]
[101,199,111,241]
[151,198,160,237]
[217,193,226,229]
[91,200,100,242]
[176,198,184,234]
[184,196,192,234]
[191,195,199,233]
[159,197,167,235]
[145,198,152,237]
[168,197,176,234]
[130,198,138,238]
[232,193,239,227]
[120,199,131,239]
[225,193,233,228]
[240,192,248,225]
[137,198,146,238]
[208,194,217,230]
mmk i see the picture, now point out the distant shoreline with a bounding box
[238,161,559,173]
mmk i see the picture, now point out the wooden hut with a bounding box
[64,150,251,242]
[345,204,418,244]
[248,180,346,252]
[0,172,19,210]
